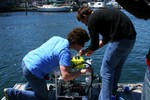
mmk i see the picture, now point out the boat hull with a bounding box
[37,5,71,12]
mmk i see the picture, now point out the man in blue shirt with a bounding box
[4,27,91,100]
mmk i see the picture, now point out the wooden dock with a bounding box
[1,82,142,100]
[117,83,142,100]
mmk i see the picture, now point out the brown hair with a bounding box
[76,7,93,22]
[67,27,89,46]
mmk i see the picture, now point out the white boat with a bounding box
[106,1,122,9]
[88,1,105,9]
[36,4,72,12]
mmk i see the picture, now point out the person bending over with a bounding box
[76,7,137,100]
[4,27,91,100]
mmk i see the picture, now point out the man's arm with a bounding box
[59,65,92,81]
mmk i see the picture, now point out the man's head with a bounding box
[67,27,89,51]
[76,7,93,25]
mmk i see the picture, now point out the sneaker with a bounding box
[111,95,116,100]
[3,88,10,100]
[24,82,32,91]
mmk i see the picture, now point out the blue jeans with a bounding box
[141,67,150,100]
[98,39,135,100]
[7,62,49,100]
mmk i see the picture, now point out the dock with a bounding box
[1,82,142,100]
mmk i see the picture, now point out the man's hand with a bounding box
[80,68,93,74]
[79,49,86,55]
[79,49,93,56]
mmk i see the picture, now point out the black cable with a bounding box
[71,61,94,98]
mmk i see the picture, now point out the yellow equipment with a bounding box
[71,56,84,69]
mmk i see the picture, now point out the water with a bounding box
[0,10,150,98]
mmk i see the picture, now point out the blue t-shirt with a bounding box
[23,36,71,79]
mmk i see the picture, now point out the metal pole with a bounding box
[25,0,28,15]
[104,0,107,6]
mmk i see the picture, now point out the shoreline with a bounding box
[0,7,37,13]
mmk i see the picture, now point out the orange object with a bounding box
[146,58,150,67]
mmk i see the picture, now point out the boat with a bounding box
[1,82,142,100]
[88,1,105,10]
[36,3,72,12]
[1,58,143,100]
[106,1,122,9]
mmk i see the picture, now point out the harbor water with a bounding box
[0,10,150,98]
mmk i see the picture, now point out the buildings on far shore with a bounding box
[0,0,47,12]
[0,0,113,12]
